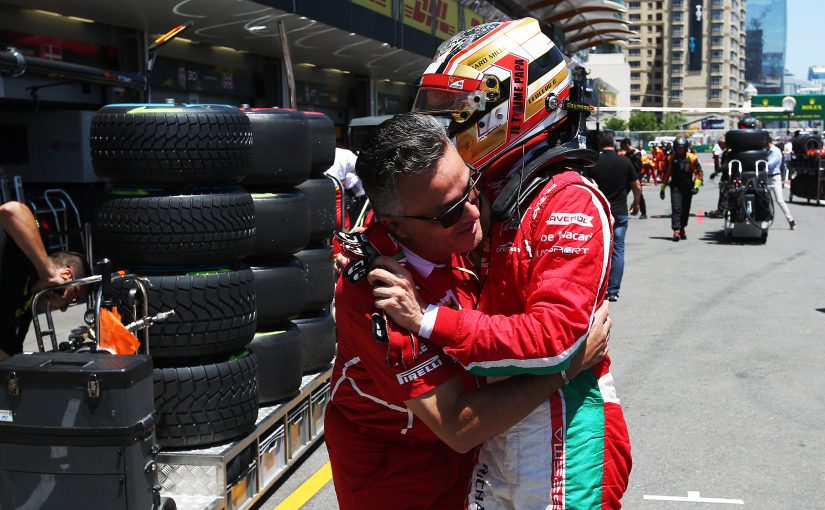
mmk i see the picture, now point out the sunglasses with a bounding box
[397,163,482,229]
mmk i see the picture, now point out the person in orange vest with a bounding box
[652,144,666,183]
[641,153,656,184]
[659,136,703,241]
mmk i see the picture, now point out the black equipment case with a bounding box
[0,352,159,509]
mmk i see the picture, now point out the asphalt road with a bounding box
[23,154,825,509]
[256,154,825,510]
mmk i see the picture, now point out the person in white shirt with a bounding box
[709,136,725,179]
[767,136,795,230]
[325,147,365,198]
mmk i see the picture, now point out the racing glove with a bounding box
[659,184,666,200]
[692,178,702,195]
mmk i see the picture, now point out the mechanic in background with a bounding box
[0,201,86,361]
[659,136,703,242]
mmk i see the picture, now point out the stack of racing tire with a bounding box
[241,108,338,408]
[89,104,338,450]
[722,128,774,242]
[788,132,824,203]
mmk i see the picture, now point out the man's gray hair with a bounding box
[354,113,450,216]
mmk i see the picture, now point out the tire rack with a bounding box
[157,368,332,510]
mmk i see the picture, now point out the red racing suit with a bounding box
[420,170,632,509]
[325,221,481,510]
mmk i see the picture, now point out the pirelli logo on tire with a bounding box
[396,355,444,385]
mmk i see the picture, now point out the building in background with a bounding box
[585,52,631,121]
[624,0,747,126]
[808,65,825,86]
[744,0,786,94]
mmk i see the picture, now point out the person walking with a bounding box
[591,133,641,302]
[710,136,726,180]
[767,135,795,229]
[659,136,703,241]
[619,137,647,219]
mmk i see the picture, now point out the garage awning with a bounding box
[504,0,634,51]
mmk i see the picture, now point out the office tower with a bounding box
[744,0,787,94]
[625,0,747,113]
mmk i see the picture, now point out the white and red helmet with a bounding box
[413,18,573,169]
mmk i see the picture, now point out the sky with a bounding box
[785,0,825,78]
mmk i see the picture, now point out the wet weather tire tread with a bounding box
[115,269,256,358]
[153,354,258,449]
[95,188,255,266]
[91,105,252,183]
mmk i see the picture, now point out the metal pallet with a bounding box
[157,369,332,510]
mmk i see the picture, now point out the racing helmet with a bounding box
[673,135,689,155]
[738,117,763,129]
[412,18,573,169]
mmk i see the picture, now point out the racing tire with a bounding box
[95,186,255,266]
[304,111,336,175]
[248,190,311,259]
[91,104,252,184]
[295,245,335,312]
[114,267,256,359]
[252,259,307,328]
[727,149,769,174]
[248,324,303,404]
[792,133,823,155]
[153,352,258,449]
[294,312,336,374]
[296,177,337,244]
[242,108,312,186]
[724,129,769,152]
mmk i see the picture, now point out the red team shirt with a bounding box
[325,222,480,509]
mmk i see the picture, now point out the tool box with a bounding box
[0,352,161,509]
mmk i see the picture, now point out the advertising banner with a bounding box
[688,0,704,71]
[464,8,485,28]
[751,94,825,121]
[404,0,459,39]
[353,0,392,17]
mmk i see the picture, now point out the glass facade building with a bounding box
[744,0,786,94]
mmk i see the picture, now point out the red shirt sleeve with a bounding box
[427,182,611,376]
[335,275,463,401]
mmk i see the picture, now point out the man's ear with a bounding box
[60,266,73,282]
[377,215,411,240]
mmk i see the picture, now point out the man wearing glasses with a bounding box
[363,18,631,510]
[0,201,86,361]
[325,113,612,509]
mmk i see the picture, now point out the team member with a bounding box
[619,137,647,219]
[0,201,86,361]
[659,136,703,241]
[710,136,726,180]
[376,18,631,509]
[591,132,641,302]
[325,113,611,509]
[324,144,367,229]
[767,135,795,229]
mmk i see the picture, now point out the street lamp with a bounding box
[781,96,797,135]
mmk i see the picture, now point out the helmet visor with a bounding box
[413,87,487,123]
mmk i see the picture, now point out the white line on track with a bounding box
[644,491,744,504]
